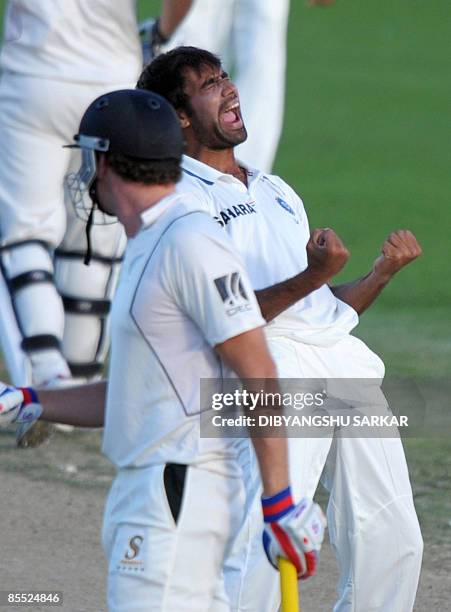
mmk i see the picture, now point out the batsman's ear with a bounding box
[96,153,109,178]
[177,109,190,129]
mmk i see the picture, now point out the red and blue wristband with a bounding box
[19,387,39,405]
[262,486,295,523]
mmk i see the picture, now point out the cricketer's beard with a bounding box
[189,108,248,150]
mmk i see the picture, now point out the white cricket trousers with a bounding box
[165,0,290,173]
[224,334,423,612]
[0,73,129,385]
[0,73,130,251]
[102,461,246,612]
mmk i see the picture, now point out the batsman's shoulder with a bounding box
[165,204,228,251]
[183,214,230,246]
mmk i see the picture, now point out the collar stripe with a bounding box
[182,168,215,186]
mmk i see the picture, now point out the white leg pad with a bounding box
[54,235,124,378]
[0,241,70,385]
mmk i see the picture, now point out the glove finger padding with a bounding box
[0,386,42,433]
[0,386,25,425]
[0,382,11,395]
[262,495,326,579]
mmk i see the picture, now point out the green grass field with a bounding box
[0,0,450,543]
[282,1,451,378]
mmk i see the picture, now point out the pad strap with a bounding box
[62,295,110,316]
[21,335,61,353]
[55,248,122,266]
[0,239,51,253]
[68,362,103,378]
[8,270,54,292]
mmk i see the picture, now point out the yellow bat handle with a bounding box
[278,557,299,612]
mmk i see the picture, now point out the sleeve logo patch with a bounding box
[214,272,253,316]
[276,197,299,224]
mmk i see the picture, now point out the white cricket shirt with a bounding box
[177,156,359,347]
[0,0,141,84]
[103,192,264,469]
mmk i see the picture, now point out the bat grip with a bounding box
[278,557,300,612]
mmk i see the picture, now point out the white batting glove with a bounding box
[139,18,170,65]
[0,383,42,430]
[262,486,326,579]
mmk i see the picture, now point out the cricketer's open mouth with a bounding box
[220,101,244,129]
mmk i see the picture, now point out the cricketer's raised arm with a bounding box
[331,229,422,314]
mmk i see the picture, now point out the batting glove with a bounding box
[262,486,326,579]
[139,17,169,65]
[0,383,42,432]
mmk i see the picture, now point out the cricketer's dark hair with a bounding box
[137,46,221,113]
[105,152,181,185]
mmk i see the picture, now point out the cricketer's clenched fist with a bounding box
[306,228,350,287]
[373,230,422,281]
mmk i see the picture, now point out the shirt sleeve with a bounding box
[163,212,265,347]
[290,189,310,233]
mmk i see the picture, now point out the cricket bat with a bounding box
[278,557,299,612]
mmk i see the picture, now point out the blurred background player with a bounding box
[0,0,145,444]
[141,0,335,173]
